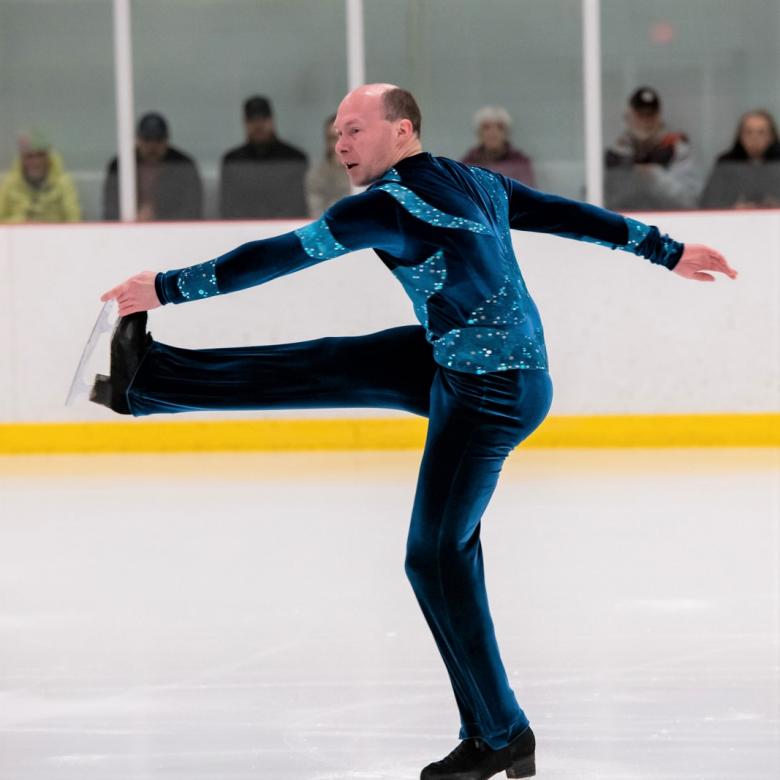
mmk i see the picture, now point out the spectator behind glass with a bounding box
[605,86,701,211]
[0,130,80,223]
[219,95,308,219]
[460,106,536,187]
[103,112,203,221]
[700,109,780,209]
[305,113,351,217]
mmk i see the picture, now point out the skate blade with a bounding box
[65,300,118,406]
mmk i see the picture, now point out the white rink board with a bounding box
[0,211,777,422]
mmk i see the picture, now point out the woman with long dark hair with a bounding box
[700,109,780,208]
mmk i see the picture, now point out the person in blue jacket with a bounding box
[94,84,736,780]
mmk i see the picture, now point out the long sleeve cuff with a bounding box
[625,217,684,270]
[154,272,170,305]
[155,258,220,305]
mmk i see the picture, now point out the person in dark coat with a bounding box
[700,109,780,209]
[219,95,308,219]
[103,112,203,221]
[605,86,701,211]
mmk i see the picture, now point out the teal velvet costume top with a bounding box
[155,152,683,374]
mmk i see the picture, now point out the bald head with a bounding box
[339,83,396,114]
[349,83,398,99]
[334,83,423,186]
[338,84,421,135]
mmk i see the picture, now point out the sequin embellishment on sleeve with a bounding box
[175,259,219,300]
[295,218,348,260]
[623,217,652,249]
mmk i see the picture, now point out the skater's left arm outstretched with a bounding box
[101,270,160,316]
[101,189,422,317]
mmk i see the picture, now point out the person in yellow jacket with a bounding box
[0,131,81,223]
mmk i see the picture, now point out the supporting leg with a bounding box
[405,367,552,752]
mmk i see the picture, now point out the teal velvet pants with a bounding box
[128,325,553,749]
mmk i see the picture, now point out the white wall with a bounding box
[0,211,777,423]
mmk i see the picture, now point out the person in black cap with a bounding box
[605,86,701,211]
[219,95,308,219]
[103,112,203,221]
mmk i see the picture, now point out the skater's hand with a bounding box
[673,244,738,283]
[101,271,161,316]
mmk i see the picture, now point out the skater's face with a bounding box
[334,85,418,186]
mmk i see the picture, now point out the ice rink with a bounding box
[1,447,778,779]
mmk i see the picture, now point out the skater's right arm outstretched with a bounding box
[501,176,737,282]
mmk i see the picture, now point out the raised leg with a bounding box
[126,325,435,417]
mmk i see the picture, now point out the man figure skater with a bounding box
[93,84,736,780]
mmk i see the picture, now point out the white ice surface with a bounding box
[0,449,778,779]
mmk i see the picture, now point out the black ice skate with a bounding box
[420,726,535,780]
[89,311,151,415]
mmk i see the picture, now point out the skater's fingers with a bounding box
[700,248,735,275]
[674,244,737,282]
[100,283,125,302]
[712,252,738,279]
[101,271,156,303]
[102,271,160,313]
